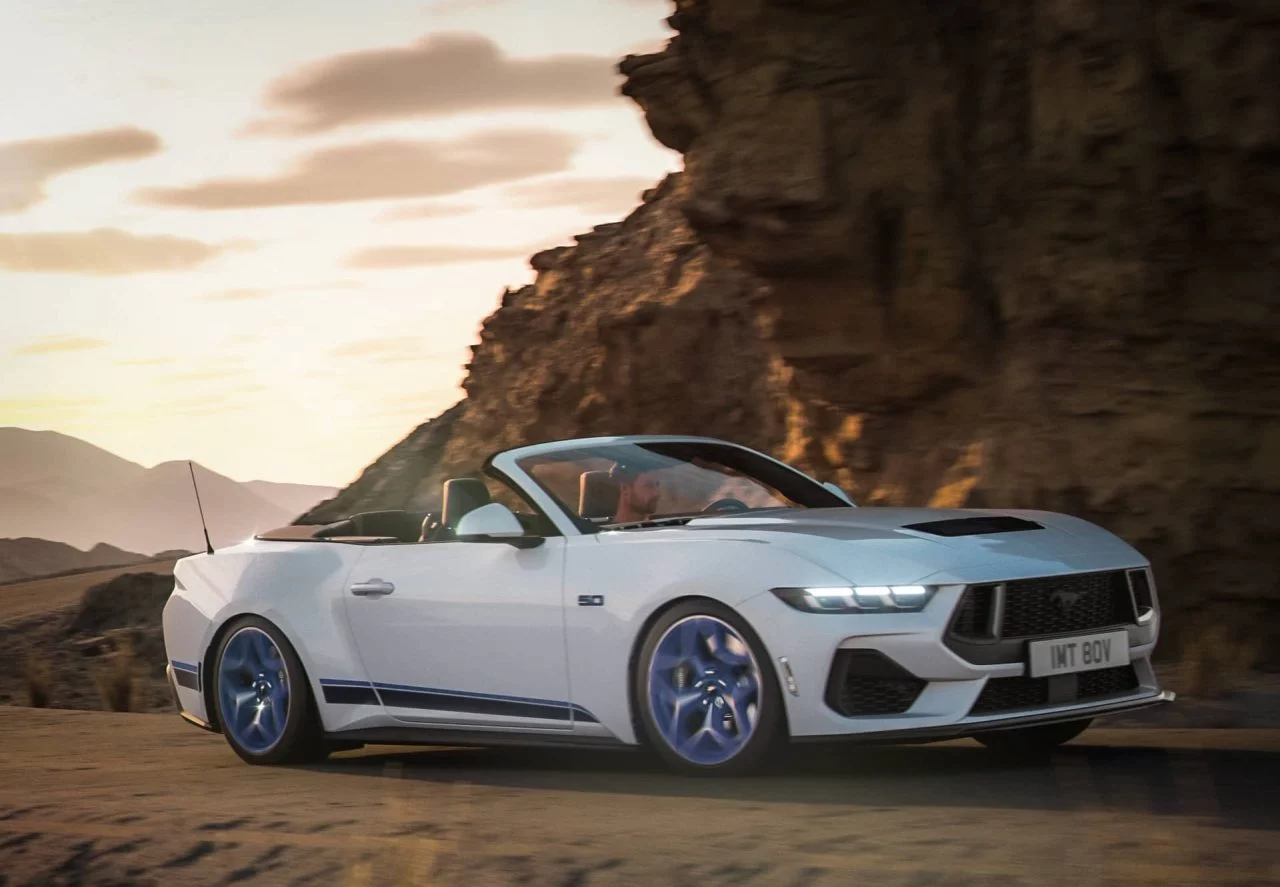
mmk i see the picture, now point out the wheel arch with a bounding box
[624,595,789,744]
[201,611,317,735]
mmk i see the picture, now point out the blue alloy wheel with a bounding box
[647,615,763,765]
[218,626,291,754]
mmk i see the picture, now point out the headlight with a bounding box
[770,585,937,613]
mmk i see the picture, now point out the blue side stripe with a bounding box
[370,681,569,708]
[319,677,598,722]
[171,660,199,673]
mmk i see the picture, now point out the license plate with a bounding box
[1028,629,1129,678]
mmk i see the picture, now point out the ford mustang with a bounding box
[162,435,1173,774]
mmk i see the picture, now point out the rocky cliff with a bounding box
[303,0,1280,665]
[301,174,784,521]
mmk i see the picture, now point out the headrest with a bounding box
[441,478,492,530]
[578,470,619,521]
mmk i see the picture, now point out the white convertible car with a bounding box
[163,435,1172,774]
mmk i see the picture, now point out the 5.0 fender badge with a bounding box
[578,595,605,607]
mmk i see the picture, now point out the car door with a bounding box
[342,536,572,730]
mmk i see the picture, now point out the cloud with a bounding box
[137,129,578,210]
[0,228,229,275]
[344,243,532,269]
[14,336,108,356]
[377,202,474,222]
[0,397,104,422]
[248,33,618,135]
[115,356,175,366]
[431,0,508,13]
[282,279,364,292]
[158,393,232,409]
[171,368,251,382]
[506,175,655,215]
[0,127,161,214]
[202,288,267,302]
[330,337,441,363]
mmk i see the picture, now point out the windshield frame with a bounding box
[484,435,850,536]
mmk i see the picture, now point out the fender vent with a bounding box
[902,516,1044,537]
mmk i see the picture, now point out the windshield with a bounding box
[513,440,848,529]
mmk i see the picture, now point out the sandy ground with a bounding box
[0,707,1277,886]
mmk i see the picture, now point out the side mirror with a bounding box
[822,481,857,507]
[455,503,544,548]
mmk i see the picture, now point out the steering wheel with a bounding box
[701,497,750,514]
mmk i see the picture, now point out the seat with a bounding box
[578,470,619,521]
[440,478,492,539]
[348,510,424,542]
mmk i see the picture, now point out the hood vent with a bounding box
[902,516,1044,537]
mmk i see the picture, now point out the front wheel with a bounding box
[974,718,1092,756]
[634,601,784,775]
[213,616,326,765]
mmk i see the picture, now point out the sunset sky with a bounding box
[0,0,678,486]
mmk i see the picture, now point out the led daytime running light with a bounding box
[770,585,936,613]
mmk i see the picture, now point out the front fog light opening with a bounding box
[771,585,937,614]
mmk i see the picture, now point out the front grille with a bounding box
[971,664,1139,715]
[951,570,1136,645]
[1128,568,1154,618]
[825,650,926,716]
[951,584,996,638]
[1001,571,1135,637]
[1079,664,1141,698]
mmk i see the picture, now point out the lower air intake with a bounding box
[970,664,1140,716]
[825,650,926,716]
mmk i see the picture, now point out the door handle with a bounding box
[350,578,395,597]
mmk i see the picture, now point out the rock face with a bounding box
[301,175,784,522]
[304,1,1280,665]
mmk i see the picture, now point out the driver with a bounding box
[609,462,662,524]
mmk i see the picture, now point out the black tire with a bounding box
[974,718,1092,756]
[212,615,328,766]
[633,600,785,776]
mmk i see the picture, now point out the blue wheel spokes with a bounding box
[218,627,290,754]
[648,616,762,766]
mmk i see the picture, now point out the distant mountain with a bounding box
[0,538,149,585]
[0,428,337,554]
[0,426,148,490]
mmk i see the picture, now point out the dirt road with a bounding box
[1,707,1276,886]
[0,561,175,625]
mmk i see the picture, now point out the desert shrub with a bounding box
[94,638,136,712]
[24,656,52,708]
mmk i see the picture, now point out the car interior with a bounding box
[256,476,560,544]
[577,470,619,522]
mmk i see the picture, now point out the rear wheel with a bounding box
[974,718,1092,756]
[634,601,784,775]
[213,616,326,765]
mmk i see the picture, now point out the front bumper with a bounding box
[738,579,1168,741]
[166,663,216,733]
[795,688,1176,744]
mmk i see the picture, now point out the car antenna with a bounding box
[188,460,215,555]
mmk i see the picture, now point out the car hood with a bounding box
[681,507,1146,586]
